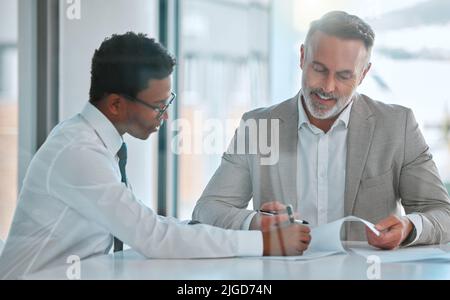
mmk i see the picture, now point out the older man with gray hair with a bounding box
[193,11,450,250]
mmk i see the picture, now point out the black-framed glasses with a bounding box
[120,92,176,119]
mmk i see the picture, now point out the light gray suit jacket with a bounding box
[193,93,450,245]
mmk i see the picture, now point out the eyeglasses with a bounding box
[120,92,176,119]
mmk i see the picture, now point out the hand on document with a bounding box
[253,201,312,256]
[257,216,379,261]
[366,215,414,250]
[262,223,311,256]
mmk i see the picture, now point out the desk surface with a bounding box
[23,242,450,280]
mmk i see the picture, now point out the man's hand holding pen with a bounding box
[252,201,312,256]
[250,201,309,231]
[250,201,289,231]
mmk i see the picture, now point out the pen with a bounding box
[258,209,279,216]
[258,206,309,225]
[286,205,309,225]
[286,205,296,224]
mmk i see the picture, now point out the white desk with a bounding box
[23,242,450,280]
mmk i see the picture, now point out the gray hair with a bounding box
[305,11,375,51]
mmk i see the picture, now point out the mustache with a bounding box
[310,88,338,100]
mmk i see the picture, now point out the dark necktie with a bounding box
[113,142,127,252]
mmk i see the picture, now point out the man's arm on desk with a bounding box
[192,149,255,230]
[192,112,260,230]
[398,109,450,246]
[366,109,450,249]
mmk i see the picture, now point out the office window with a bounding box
[272,0,450,191]
[176,0,271,219]
[59,0,159,209]
[0,0,18,240]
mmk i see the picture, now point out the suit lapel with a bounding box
[344,94,375,215]
[270,96,299,208]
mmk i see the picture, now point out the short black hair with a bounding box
[89,32,176,103]
[306,11,375,50]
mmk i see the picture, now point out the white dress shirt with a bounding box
[0,102,262,279]
[297,93,353,227]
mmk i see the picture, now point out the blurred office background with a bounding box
[1,0,450,240]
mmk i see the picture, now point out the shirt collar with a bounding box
[297,91,354,131]
[80,102,123,156]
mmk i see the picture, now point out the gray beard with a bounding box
[302,89,354,120]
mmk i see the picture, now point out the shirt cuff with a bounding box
[404,214,423,246]
[241,212,258,230]
[236,230,263,257]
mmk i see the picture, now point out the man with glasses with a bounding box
[120,91,176,123]
[0,32,310,279]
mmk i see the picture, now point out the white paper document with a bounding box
[256,216,380,261]
[350,246,450,263]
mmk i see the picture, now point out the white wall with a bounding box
[0,0,18,43]
[59,0,159,207]
[0,0,18,99]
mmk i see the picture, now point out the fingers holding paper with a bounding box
[366,215,414,250]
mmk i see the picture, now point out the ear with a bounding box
[300,44,306,70]
[359,62,372,85]
[105,94,125,117]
